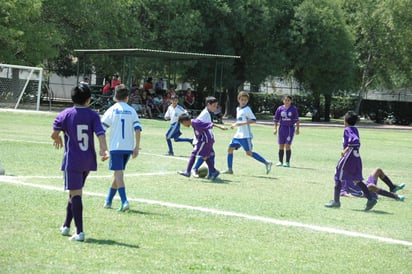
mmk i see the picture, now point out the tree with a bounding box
[0,0,61,65]
[341,0,412,107]
[289,0,356,121]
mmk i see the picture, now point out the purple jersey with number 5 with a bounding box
[53,107,105,172]
[334,126,363,182]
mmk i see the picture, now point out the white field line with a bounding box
[1,176,411,247]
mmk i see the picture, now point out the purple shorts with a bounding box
[64,170,89,190]
[278,125,295,145]
[193,142,213,157]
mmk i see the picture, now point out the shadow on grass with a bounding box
[85,238,140,249]
[199,178,230,184]
[351,209,393,215]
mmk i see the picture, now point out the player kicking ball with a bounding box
[177,113,225,181]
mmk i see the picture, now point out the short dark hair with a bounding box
[71,84,91,105]
[178,113,191,123]
[114,84,129,101]
[344,111,359,126]
[205,96,218,105]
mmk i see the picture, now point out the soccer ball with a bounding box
[197,166,208,178]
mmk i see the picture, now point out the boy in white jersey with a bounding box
[222,91,272,175]
[164,95,193,156]
[101,84,142,212]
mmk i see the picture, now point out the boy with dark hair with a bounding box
[178,113,225,180]
[192,96,228,177]
[325,111,378,211]
[164,95,193,156]
[101,84,142,212]
[222,91,272,175]
[52,84,109,241]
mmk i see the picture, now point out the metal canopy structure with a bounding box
[74,48,241,61]
[74,48,240,95]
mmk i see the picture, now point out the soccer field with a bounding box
[0,109,411,273]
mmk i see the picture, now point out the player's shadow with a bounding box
[351,209,392,215]
[200,178,229,184]
[85,238,140,249]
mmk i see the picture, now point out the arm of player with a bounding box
[97,134,109,161]
[231,119,255,129]
[295,121,300,135]
[51,130,63,149]
[132,129,141,159]
[213,124,228,130]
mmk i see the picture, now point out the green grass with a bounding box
[0,109,411,273]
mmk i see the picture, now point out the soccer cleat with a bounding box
[60,225,70,236]
[276,162,283,167]
[165,151,174,156]
[209,170,220,181]
[118,202,130,212]
[103,201,112,209]
[178,171,190,177]
[324,200,341,208]
[69,232,85,242]
[392,183,406,193]
[191,169,199,178]
[265,161,272,174]
[221,169,233,174]
[397,195,405,202]
[283,162,290,168]
[365,198,377,211]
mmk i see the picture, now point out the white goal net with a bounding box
[0,63,43,111]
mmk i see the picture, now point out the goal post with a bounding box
[0,63,43,111]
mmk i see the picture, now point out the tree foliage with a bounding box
[1,0,411,121]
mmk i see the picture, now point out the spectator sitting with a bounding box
[143,77,154,95]
[80,77,90,86]
[184,88,195,109]
[128,89,143,115]
[162,92,171,113]
[102,80,111,95]
[153,94,164,115]
[111,73,121,89]
[155,78,165,95]
[141,90,153,118]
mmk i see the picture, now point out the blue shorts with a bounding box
[228,138,253,152]
[166,123,182,140]
[109,152,131,171]
[64,170,89,190]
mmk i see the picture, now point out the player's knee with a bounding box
[246,151,253,156]
[367,184,379,193]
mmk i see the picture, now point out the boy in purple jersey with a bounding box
[101,84,142,212]
[273,95,300,167]
[177,113,225,180]
[52,84,109,242]
[325,111,378,211]
[341,167,405,201]
[191,96,228,177]
[164,95,193,156]
[222,91,272,175]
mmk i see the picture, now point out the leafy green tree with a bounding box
[289,0,356,121]
[341,0,412,104]
[0,0,61,65]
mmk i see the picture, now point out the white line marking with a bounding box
[1,176,411,247]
